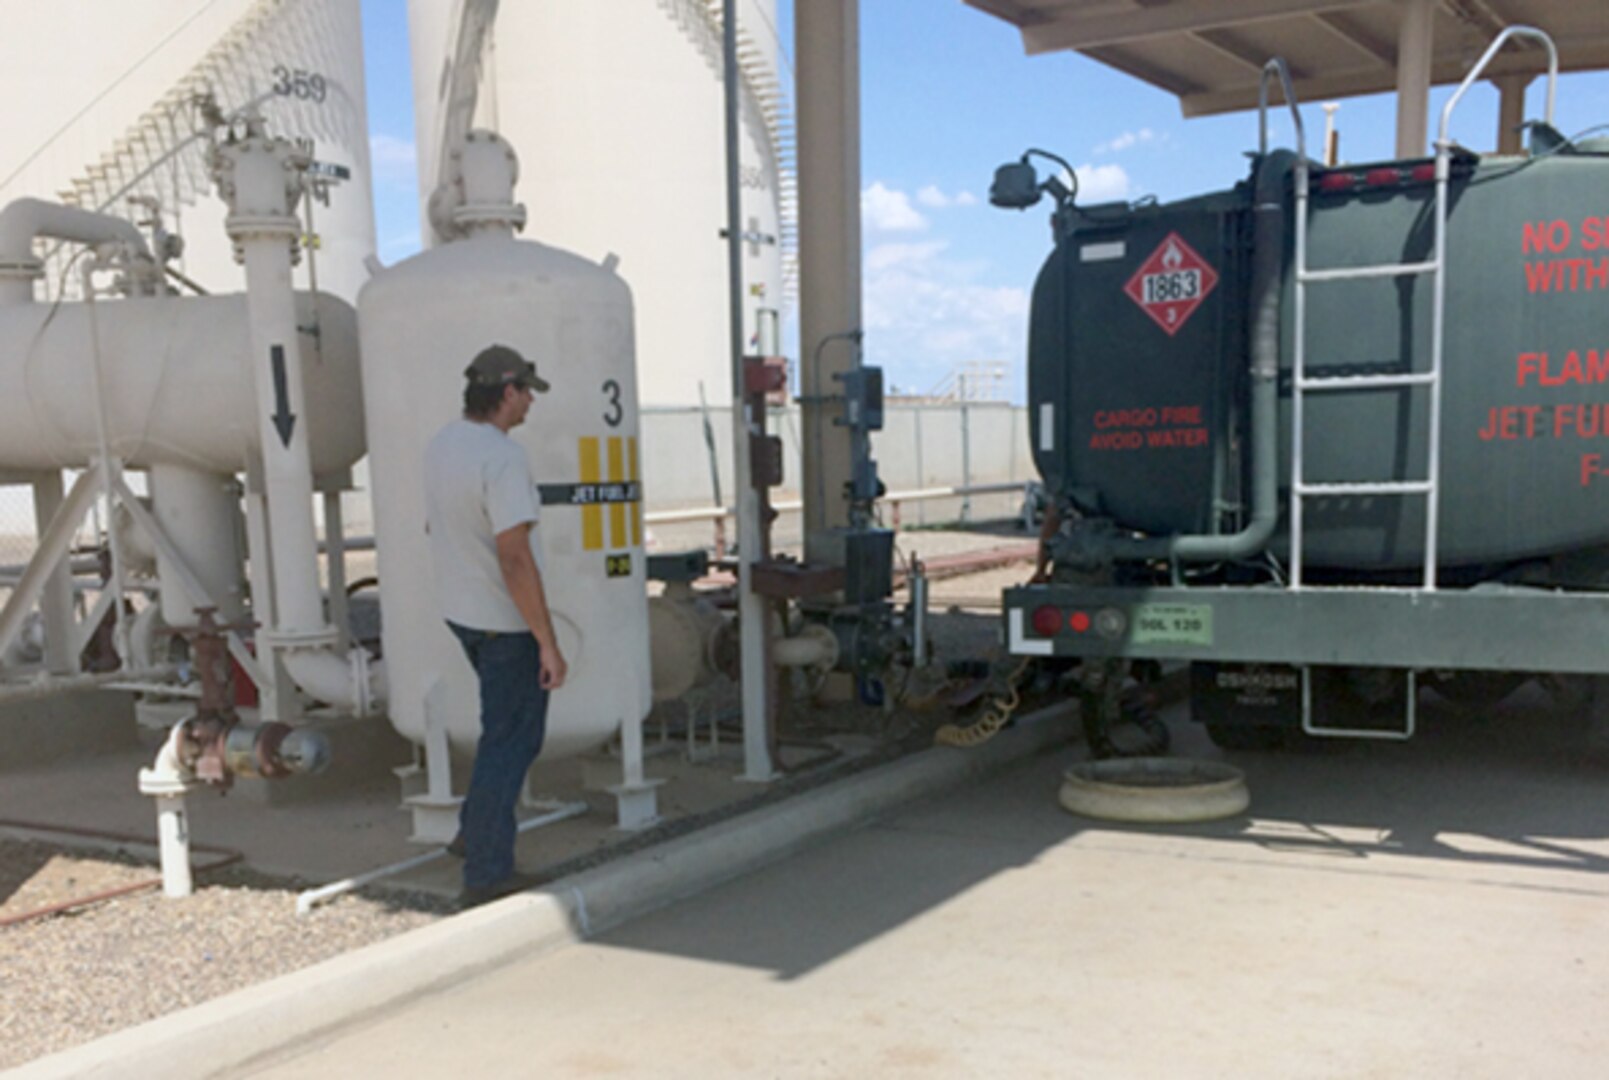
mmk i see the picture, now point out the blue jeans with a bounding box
[447,622,550,889]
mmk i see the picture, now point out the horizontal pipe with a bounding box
[0,664,178,703]
[282,648,386,717]
[644,481,1025,526]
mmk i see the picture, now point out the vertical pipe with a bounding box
[1395,0,1434,159]
[324,489,351,654]
[1291,157,1310,588]
[909,559,929,668]
[151,464,245,627]
[797,0,862,561]
[156,795,193,898]
[726,0,774,783]
[82,267,131,665]
[221,124,331,641]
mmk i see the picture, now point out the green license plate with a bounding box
[1132,603,1213,645]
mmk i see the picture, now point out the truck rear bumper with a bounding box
[1003,583,1609,674]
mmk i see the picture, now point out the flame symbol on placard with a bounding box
[1162,239,1184,269]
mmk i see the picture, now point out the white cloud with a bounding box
[369,133,418,186]
[1095,128,1156,155]
[915,185,981,209]
[862,182,928,232]
[866,240,948,272]
[862,239,1030,395]
[1072,163,1132,204]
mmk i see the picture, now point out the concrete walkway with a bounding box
[245,695,1609,1079]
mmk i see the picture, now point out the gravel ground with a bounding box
[0,546,1033,1072]
[0,839,452,1071]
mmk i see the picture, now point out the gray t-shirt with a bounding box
[423,418,545,632]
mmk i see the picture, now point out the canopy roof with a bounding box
[964,1,1608,117]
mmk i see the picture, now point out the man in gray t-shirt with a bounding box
[424,344,567,906]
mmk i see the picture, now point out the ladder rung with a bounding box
[1295,481,1433,497]
[1297,372,1437,392]
[1300,260,1437,283]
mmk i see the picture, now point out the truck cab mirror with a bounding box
[990,161,1043,209]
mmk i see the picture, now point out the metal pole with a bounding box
[725,0,774,783]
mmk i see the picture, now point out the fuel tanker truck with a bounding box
[997,31,1609,749]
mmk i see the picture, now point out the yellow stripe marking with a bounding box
[628,437,642,546]
[607,436,626,548]
[579,437,603,551]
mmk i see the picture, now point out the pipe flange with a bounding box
[451,202,527,231]
[223,213,301,240]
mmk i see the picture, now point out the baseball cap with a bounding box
[464,344,550,393]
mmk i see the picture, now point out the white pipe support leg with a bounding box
[607,716,663,832]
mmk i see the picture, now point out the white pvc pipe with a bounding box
[773,625,838,669]
[0,198,152,305]
[155,795,193,898]
[282,647,386,716]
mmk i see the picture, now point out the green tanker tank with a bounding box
[1025,138,1609,576]
[999,36,1609,749]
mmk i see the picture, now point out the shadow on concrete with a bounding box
[599,684,1609,980]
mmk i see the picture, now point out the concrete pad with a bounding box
[232,692,1609,1079]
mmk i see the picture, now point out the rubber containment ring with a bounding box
[1059,757,1249,824]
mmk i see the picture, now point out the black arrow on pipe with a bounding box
[270,344,296,448]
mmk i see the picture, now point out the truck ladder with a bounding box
[1259,31,1559,739]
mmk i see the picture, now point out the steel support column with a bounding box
[796,0,862,563]
[1395,0,1434,158]
[1494,74,1533,155]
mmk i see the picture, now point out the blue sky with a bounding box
[359,1,1609,403]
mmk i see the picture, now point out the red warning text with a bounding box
[1515,350,1609,387]
[1088,404,1208,451]
[1522,217,1609,293]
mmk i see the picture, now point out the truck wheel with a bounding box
[1204,723,1286,751]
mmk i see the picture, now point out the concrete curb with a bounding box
[12,705,1081,1080]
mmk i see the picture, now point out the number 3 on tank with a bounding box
[602,379,623,427]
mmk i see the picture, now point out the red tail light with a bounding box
[1031,605,1063,636]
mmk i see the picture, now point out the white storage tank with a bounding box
[358,133,651,760]
[407,0,790,407]
[0,0,376,304]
